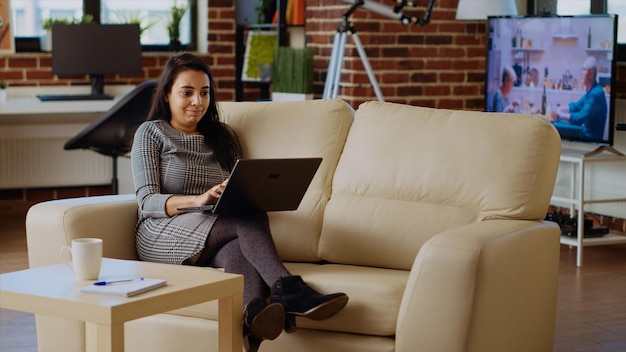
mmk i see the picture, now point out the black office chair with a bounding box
[64,80,158,194]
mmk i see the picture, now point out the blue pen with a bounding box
[94,277,144,286]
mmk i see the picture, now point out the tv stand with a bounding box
[583,145,624,157]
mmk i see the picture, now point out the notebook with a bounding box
[79,277,167,297]
[177,157,322,215]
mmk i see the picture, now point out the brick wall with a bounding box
[0,0,624,107]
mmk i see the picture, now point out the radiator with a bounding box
[0,124,112,189]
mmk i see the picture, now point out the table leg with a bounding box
[86,322,124,352]
[218,294,243,352]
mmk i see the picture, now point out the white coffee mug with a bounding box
[60,238,103,280]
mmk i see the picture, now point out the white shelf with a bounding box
[551,150,626,267]
[560,233,626,247]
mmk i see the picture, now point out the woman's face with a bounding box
[166,69,210,134]
[502,74,515,94]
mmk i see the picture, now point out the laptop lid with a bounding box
[179,157,322,215]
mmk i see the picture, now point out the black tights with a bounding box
[195,212,291,305]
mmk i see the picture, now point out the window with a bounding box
[12,0,196,51]
[607,0,626,44]
[100,0,192,48]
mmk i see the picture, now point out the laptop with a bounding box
[177,157,322,215]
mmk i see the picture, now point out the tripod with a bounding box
[322,5,384,101]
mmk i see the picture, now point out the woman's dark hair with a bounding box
[148,52,241,171]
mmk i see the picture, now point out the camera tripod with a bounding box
[322,4,384,101]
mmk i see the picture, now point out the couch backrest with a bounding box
[319,101,561,270]
[219,99,354,262]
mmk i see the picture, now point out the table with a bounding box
[0,258,243,352]
[551,150,626,267]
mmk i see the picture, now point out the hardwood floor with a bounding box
[0,201,37,352]
[1,200,625,351]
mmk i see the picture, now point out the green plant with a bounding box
[271,47,314,94]
[113,13,158,34]
[255,0,275,24]
[0,81,6,89]
[42,17,71,31]
[168,0,190,42]
[42,14,94,30]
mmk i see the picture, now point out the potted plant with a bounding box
[255,0,276,24]
[168,0,190,51]
[115,13,157,36]
[271,46,314,101]
[41,15,94,52]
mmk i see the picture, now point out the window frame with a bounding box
[14,0,198,52]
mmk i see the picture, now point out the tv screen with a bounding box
[485,15,618,147]
[52,24,142,97]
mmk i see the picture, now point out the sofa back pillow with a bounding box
[319,101,561,270]
[219,99,354,262]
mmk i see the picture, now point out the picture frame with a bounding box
[241,30,277,82]
[0,0,15,54]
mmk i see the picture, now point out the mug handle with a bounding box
[59,246,74,272]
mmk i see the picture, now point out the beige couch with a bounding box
[26,99,562,352]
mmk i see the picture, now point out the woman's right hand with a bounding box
[165,179,229,216]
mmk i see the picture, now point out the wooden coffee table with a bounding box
[0,258,243,352]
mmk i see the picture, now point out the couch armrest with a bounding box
[26,194,139,269]
[395,220,560,352]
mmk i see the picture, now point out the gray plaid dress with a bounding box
[131,120,227,264]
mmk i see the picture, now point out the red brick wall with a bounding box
[0,0,623,108]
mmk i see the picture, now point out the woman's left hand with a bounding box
[208,179,228,201]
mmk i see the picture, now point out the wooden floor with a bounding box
[1,200,625,351]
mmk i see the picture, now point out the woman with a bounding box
[131,53,348,351]
[492,66,519,113]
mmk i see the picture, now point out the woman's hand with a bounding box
[165,179,229,216]
[205,179,228,204]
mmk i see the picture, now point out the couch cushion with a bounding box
[168,262,408,337]
[219,99,354,262]
[319,101,561,270]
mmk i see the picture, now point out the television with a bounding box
[485,15,618,151]
[47,24,142,100]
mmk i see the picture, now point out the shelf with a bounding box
[552,152,626,267]
[512,48,544,52]
[586,48,612,53]
[560,232,626,247]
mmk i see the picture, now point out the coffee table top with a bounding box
[0,258,243,325]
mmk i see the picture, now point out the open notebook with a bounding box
[79,278,166,297]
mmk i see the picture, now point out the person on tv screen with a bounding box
[549,56,607,140]
[130,53,348,352]
[492,66,519,113]
[526,67,540,87]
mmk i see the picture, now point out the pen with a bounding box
[94,277,144,286]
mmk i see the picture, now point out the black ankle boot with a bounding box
[244,298,285,342]
[243,334,262,352]
[270,276,349,321]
